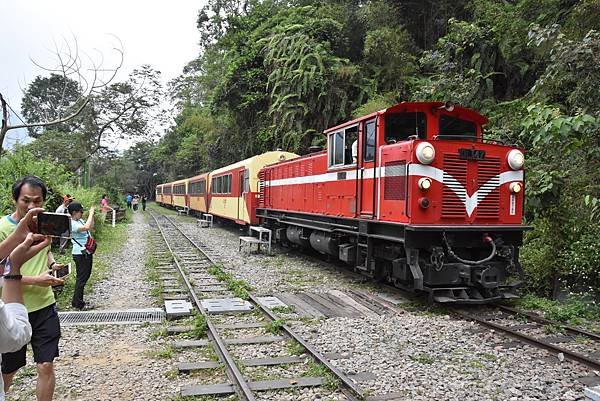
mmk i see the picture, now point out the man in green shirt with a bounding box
[1,176,65,401]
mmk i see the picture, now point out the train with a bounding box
[157,101,529,303]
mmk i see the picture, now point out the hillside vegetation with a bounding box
[152,0,599,298]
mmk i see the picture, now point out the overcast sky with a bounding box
[0,0,206,147]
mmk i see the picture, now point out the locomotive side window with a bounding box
[439,115,476,139]
[328,125,358,167]
[364,119,376,162]
[384,112,426,143]
[345,126,358,165]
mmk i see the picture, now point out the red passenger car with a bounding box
[258,102,529,303]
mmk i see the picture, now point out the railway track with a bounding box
[451,305,600,371]
[148,211,365,400]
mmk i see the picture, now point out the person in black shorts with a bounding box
[0,176,64,401]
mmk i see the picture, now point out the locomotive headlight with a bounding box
[507,149,524,170]
[418,177,432,190]
[509,182,522,193]
[416,142,435,164]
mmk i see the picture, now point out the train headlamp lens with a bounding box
[507,149,524,170]
[416,142,435,164]
[418,177,432,190]
[509,182,522,193]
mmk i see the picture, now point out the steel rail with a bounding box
[497,305,600,341]
[453,309,600,371]
[161,214,365,401]
[150,212,257,401]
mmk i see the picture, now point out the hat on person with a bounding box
[63,194,75,202]
[67,202,84,214]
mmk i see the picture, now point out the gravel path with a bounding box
[6,212,184,401]
[176,216,596,401]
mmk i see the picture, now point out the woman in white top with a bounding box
[0,208,51,400]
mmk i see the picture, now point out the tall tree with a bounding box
[0,37,123,155]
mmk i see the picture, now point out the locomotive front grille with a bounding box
[477,157,500,219]
[442,154,467,217]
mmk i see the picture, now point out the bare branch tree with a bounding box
[0,36,123,156]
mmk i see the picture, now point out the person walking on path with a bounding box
[132,196,139,212]
[125,193,133,210]
[67,203,95,311]
[0,176,65,401]
[141,195,147,212]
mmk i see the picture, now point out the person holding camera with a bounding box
[0,176,65,401]
[67,203,95,311]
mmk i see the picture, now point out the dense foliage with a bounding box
[153,0,599,298]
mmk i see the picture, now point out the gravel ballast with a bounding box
[6,211,594,401]
[177,216,596,401]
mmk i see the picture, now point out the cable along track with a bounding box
[149,212,364,400]
[453,305,600,371]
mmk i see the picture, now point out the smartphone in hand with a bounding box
[37,213,71,238]
[53,263,71,279]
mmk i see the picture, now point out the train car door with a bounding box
[359,118,377,217]
[237,169,248,222]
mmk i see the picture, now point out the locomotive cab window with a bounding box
[438,115,477,140]
[384,112,426,144]
[364,119,376,162]
[328,125,358,168]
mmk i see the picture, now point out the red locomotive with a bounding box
[257,102,528,303]
[157,101,528,303]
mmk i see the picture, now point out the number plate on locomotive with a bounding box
[458,148,486,160]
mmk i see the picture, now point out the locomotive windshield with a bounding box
[439,115,477,139]
[384,112,426,143]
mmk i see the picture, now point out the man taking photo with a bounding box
[0,176,65,401]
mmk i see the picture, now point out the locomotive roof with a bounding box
[323,101,488,134]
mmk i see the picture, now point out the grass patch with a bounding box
[152,345,175,359]
[150,326,168,340]
[519,294,600,324]
[266,319,285,334]
[190,311,208,339]
[286,341,305,356]
[410,352,435,364]
[271,305,296,314]
[305,362,338,390]
[208,265,253,299]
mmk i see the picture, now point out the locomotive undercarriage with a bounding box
[258,209,528,304]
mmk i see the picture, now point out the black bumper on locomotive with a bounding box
[403,224,533,304]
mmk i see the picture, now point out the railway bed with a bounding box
[145,210,597,400]
[452,305,600,371]
[149,211,374,400]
